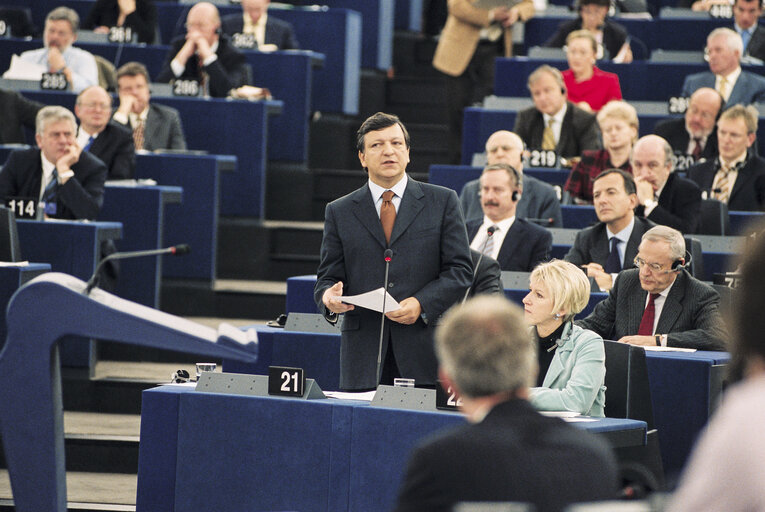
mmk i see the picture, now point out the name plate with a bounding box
[668,96,689,114]
[108,26,133,43]
[172,79,201,97]
[435,380,463,411]
[232,32,257,49]
[673,152,696,171]
[709,3,733,18]
[5,197,38,219]
[528,149,558,168]
[41,72,68,90]
[268,366,306,397]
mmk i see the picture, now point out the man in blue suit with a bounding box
[221,0,299,50]
[681,27,765,107]
[466,163,551,272]
[314,113,473,390]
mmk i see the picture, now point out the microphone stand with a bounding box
[85,244,190,295]
[376,248,393,386]
[462,225,496,303]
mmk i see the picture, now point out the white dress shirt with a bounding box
[470,215,515,260]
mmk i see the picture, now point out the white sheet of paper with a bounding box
[643,346,697,353]
[0,261,29,267]
[3,54,46,80]
[332,287,401,313]
[539,410,581,418]
[474,0,524,9]
[324,390,377,401]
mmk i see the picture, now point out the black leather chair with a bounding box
[696,199,730,236]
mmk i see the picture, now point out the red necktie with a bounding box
[380,190,396,244]
[691,137,702,161]
[637,293,659,336]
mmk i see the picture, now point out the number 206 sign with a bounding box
[268,366,305,397]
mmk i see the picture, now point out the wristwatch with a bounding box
[655,334,666,346]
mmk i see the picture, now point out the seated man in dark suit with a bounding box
[467,163,551,272]
[0,88,43,145]
[221,0,299,50]
[681,28,765,107]
[460,130,563,226]
[653,87,722,168]
[578,226,726,350]
[394,295,619,512]
[632,135,702,233]
[113,61,187,152]
[565,169,654,291]
[0,106,107,220]
[156,2,250,98]
[687,104,765,211]
[74,85,135,179]
[733,0,765,62]
[513,65,601,161]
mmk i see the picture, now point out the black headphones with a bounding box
[667,252,693,273]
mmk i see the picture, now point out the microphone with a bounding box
[462,225,497,303]
[85,244,191,294]
[525,217,555,227]
[376,248,394,386]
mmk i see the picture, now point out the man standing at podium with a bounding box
[314,112,473,391]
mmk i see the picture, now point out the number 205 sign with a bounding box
[268,366,305,397]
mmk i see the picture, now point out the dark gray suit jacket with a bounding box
[469,249,502,297]
[564,216,655,269]
[86,121,135,179]
[577,268,726,350]
[467,217,551,272]
[113,103,187,152]
[681,69,765,106]
[0,89,42,145]
[687,154,765,212]
[220,14,299,50]
[744,25,765,62]
[314,178,473,390]
[513,102,602,158]
[653,117,718,163]
[460,174,563,226]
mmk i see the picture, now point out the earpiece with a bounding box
[512,190,519,202]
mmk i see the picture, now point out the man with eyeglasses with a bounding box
[577,225,726,350]
[653,87,722,167]
[688,104,765,211]
[74,85,135,179]
[631,135,702,233]
[459,130,563,227]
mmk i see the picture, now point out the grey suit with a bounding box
[564,216,655,269]
[681,69,765,107]
[577,268,726,350]
[460,174,563,226]
[513,102,602,159]
[314,177,473,390]
[743,25,765,62]
[114,103,187,152]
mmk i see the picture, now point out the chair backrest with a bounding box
[697,198,730,236]
[527,46,567,60]
[683,236,704,279]
[0,206,22,262]
[94,55,118,93]
[603,340,655,429]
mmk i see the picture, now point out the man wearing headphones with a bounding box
[513,65,601,159]
[466,163,551,272]
[577,226,726,350]
[156,2,250,98]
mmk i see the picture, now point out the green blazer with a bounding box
[529,322,606,417]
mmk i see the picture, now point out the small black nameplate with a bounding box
[668,96,689,114]
[5,197,38,219]
[41,72,68,90]
[435,380,463,411]
[268,366,305,397]
[709,3,733,18]
[172,79,201,97]
[528,149,558,168]
[232,32,257,49]
[108,26,133,43]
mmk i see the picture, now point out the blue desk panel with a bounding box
[395,0,423,31]
[99,184,182,307]
[137,385,646,512]
[135,153,228,280]
[0,264,50,343]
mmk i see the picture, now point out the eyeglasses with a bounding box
[633,256,667,273]
[79,102,110,110]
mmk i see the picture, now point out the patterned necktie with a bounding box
[482,225,498,257]
[380,190,396,244]
[604,237,622,274]
[83,135,95,151]
[133,117,145,151]
[637,293,659,336]
[712,162,732,204]
[198,55,209,97]
[542,118,556,150]
[691,137,702,161]
[717,76,730,101]
[42,168,58,204]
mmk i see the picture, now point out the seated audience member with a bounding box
[578,226,727,350]
[0,88,43,145]
[544,0,632,62]
[467,164,552,272]
[653,87,722,167]
[565,100,636,203]
[687,104,765,211]
[113,62,187,152]
[17,7,98,93]
[733,0,765,62]
[514,65,601,160]
[460,130,563,226]
[682,28,765,107]
[156,2,250,98]
[667,221,765,512]
[524,260,607,416]
[82,0,158,44]
[562,30,622,113]
[632,135,702,233]
[221,0,299,50]
[393,295,619,512]
[565,169,654,291]
[75,86,135,180]
[467,249,503,297]
[0,106,107,220]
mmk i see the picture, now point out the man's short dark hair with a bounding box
[593,168,637,195]
[356,112,411,152]
[116,61,150,83]
[577,0,610,8]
